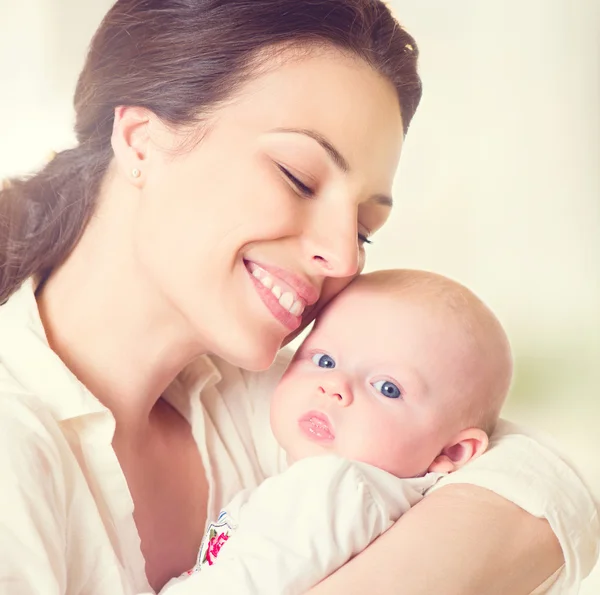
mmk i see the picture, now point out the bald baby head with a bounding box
[348,269,513,436]
[273,268,513,477]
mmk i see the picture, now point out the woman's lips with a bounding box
[245,260,318,332]
[247,262,306,316]
[298,411,335,441]
[248,267,302,332]
[246,260,319,306]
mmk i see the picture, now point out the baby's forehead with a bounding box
[323,279,436,317]
[310,282,432,337]
[342,274,487,323]
[320,283,404,318]
[310,275,488,348]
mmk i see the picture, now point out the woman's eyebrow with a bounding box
[271,127,393,207]
[271,127,350,173]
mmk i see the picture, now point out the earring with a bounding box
[132,168,141,179]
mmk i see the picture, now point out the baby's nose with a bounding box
[318,382,353,406]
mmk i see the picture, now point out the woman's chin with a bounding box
[237,350,279,372]
[217,334,282,372]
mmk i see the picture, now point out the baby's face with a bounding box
[270,283,478,477]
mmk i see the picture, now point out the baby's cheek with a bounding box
[362,423,415,476]
[343,416,393,469]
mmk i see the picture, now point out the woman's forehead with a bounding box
[217,49,404,182]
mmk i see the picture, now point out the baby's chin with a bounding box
[284,446,340,467]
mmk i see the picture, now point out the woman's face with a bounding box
[132,49,404,370]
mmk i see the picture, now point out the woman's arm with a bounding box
[307,420,600,595]
[307,483,563,595]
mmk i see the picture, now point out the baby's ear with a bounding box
[427,428,489,474]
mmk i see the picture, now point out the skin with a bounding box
[307,483,564,595]
[34,44,564,595]
[36,48,403,591]
[271,274,503,479]
[298,284,563,595]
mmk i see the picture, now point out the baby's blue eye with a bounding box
[311,353,336,369]
[373,380,402,399]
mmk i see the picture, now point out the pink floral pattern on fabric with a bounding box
[182,509,237,577]
[205,532,229,565]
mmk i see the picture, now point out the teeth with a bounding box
[250,265,305,316]
[279,292,294,310]
[260,275,274,289]
[289,300,303,316]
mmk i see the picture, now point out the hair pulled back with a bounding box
[0,0,421,303]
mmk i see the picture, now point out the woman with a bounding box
[0,0,596,593]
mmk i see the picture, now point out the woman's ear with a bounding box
[428,428,489,474]
[110,105,153,186]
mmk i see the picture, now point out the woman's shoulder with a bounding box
[0,383,70,475]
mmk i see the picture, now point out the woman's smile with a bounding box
[245,260,319,331]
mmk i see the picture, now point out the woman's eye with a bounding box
[311,353,336,369]
[278,165,315,197]
[358,233,373,245]
[372,380,402,399]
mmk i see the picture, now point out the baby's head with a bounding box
[270,269,512,477]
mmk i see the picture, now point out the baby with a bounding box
[160,269,513,595]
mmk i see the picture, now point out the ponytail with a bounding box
[0,145,110,303]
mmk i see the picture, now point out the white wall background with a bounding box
[386,3,600,590]
[382,0,600,455]
[1,0,598,590]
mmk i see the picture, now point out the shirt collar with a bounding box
[0,279,222,423]
[0,279,108,422]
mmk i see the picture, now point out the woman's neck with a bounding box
[36,194,205,436]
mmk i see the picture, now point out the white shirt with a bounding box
[160,457,440,595]
[0,280,598,594]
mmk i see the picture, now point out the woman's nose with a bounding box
[303,207,360,279]
[318,380,353,407]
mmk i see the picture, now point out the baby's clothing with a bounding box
[0,280,598,594]
[161,457,440,594]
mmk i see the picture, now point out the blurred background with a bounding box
[1,0,598,591]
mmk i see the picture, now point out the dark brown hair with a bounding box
[0,0,421,304]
